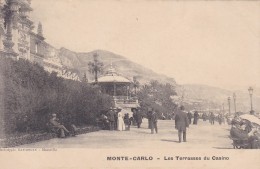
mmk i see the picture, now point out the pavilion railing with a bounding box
[113,96,139,104]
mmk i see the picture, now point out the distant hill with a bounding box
[56,47,259,112]
[58,48,176,85]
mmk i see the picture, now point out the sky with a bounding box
[30,0,260,90]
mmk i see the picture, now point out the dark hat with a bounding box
[180,105,185,110]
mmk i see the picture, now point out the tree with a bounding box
[88,53,103,83]
[137,80,177,119]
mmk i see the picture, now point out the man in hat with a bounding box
[49,114,70,138]
[107,107,115,130]
[136,108,143,128]
[187,111,192,124]
[175,106,189,143]
[114,107,119,129]
[147,108,153,129]
[150,109,158,134]
[193,111,199,125]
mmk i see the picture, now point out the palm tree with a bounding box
[88,53,103,83]
[82,72,88,83]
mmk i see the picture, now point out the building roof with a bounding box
[98,75,130,83]
[96,65,131,83]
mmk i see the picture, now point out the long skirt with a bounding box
[117,118,125,131]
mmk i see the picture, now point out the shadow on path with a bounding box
[212,147,234,149]
[161,139,179,143]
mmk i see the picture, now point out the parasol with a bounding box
[239,114,260,125]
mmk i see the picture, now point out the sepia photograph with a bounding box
[0,0,259,168]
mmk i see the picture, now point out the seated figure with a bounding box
[230,124,259,149]
[49,114,70,138]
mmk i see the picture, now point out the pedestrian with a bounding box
[150,109,158,134]
[117,107,125,131]
[202,112,207,121]
[147,108,152,129]
[132,108,137,126]
[175,106,189,143]
[187,111,192,124]
[218,113,223,125]
[136,109,143,128]
[114,107,118,129]
[124,113,130,131]
[193,111,199,125]
[209,112,215,125]
[107,107,115,130]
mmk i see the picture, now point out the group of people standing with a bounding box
[106,107,127,131]
[99,107,144,131]
[207,112,225,125]
[187,111,199,125]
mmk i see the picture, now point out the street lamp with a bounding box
[233,93,236,113]
[228,97,231,115]
[248,87,253,112]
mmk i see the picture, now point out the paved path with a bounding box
[16,119,233,149]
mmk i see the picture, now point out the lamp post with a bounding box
[228,97,231,115]
[248,87,253,112]
[233,93,236,113]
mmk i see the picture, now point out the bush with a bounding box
[0,57,113,135]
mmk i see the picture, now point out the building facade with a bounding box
[0,0,79,81]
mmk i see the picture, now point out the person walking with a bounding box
[136,109,143,128]
[132,108,137,126]
[150,109,158,134]
[209,112,215,125]
[114,108,118,129]
[193,111,199,125]
[187,111,192,124]
[175,106,189,143]
[218,113,223,125]
[202,112,207,121]
[147,108,152,129]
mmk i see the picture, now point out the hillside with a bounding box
[58,48,176,85]
[57,47,259,112]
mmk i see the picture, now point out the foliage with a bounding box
[137,80,177,119]
[0,57,113,134]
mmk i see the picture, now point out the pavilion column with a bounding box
[127,85,129,100]
[113,83,116,97]
[129,85,131,98]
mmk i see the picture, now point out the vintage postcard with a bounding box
[0,0,259,168]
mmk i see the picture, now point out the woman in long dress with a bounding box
[117,109,125,131]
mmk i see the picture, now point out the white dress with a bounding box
[117,112,125,131]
